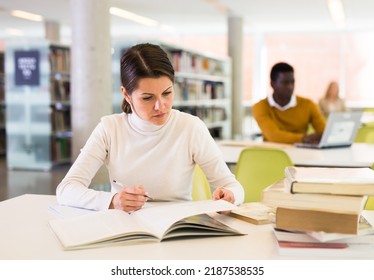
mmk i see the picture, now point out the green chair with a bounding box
[355,124,374,143]
[355,125,374,210]
[365,196,374,210]
[192,165,212,201]
[235,147,293,203]
[364,164,374,210]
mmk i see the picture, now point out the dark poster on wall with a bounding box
[14,50,40,86]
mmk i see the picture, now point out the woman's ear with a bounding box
[121,86,132,104]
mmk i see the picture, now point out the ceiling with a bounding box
[1,0,374,41]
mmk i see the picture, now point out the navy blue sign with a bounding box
[15,50,40,86]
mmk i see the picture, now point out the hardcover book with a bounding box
[306,215,374,242]
[275,207,361,234]
[262,179,367,213]
[284,166,374,196]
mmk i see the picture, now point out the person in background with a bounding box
[318,81,347,118]
[252,62,326,144]
[56,43,244,212]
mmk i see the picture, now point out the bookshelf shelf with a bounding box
[4,40,71,170]
[111,41,232,139]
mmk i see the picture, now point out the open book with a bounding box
[49,199,244,250]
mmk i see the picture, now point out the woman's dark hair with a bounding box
[270,62,294,82]
[120,43,175,113]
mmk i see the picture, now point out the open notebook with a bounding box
[295,111,362,149]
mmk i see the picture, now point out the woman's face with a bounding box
[122,76,174,125]
[329,83,339,98]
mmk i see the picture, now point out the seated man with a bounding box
[252,62,326,144]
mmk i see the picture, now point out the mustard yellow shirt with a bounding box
[252,96,326,144]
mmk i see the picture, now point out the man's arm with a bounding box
[310,101,326,134]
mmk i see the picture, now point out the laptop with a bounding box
[295,111,363,149]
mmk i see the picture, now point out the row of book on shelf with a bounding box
[231,166,374,257]
[174,78,225,101]
[51,107,71,132]
[49,47,70,73]
[50,136,71,162]
[177,106,226,124]
[51,77,70,102]
[166,50,225,75]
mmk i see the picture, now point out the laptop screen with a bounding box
[320,111,363,147]
[326,121,356,144]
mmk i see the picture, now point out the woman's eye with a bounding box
[163,91,172,96]
[142,96,153,101]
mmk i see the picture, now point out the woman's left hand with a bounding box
[212,187,235,214]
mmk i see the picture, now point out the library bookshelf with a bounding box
[111,41,232,139]
[5,39,71,170]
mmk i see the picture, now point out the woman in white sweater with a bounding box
[56,43,244,212]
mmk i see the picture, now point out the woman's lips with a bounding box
[153,112,166,118]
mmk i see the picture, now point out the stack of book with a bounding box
[261,166,374,256]
[272,217,374,258]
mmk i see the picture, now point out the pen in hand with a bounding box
[112,180,153,200]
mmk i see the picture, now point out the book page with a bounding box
[162,214,243,239]
[48,204,95,218]
[49,209,155,249]
[132,199,237,238]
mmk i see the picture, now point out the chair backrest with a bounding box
[192,165,212,201]
[365,195,374,210]
[235,147,293,203]
[365,164,374,210]
[355,124,374,143]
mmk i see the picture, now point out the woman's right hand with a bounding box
[109,185,148,212]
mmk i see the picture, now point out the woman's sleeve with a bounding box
[56,121,115,210]
[191,119,244,205]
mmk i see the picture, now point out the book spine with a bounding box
[282,176,294,193]
[289,181,296,194]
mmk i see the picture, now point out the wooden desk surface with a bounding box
[1,194,374,260]
[218,141,374,168]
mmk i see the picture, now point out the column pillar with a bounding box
[252,32,267,101]
[228,15,244,139]
[45,20,60,42]
[70,0,112,184]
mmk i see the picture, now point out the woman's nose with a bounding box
[154,99,162,110]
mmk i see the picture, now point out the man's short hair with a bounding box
[270,62,294,82]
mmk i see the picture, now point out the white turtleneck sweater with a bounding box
[56,109,244,210]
